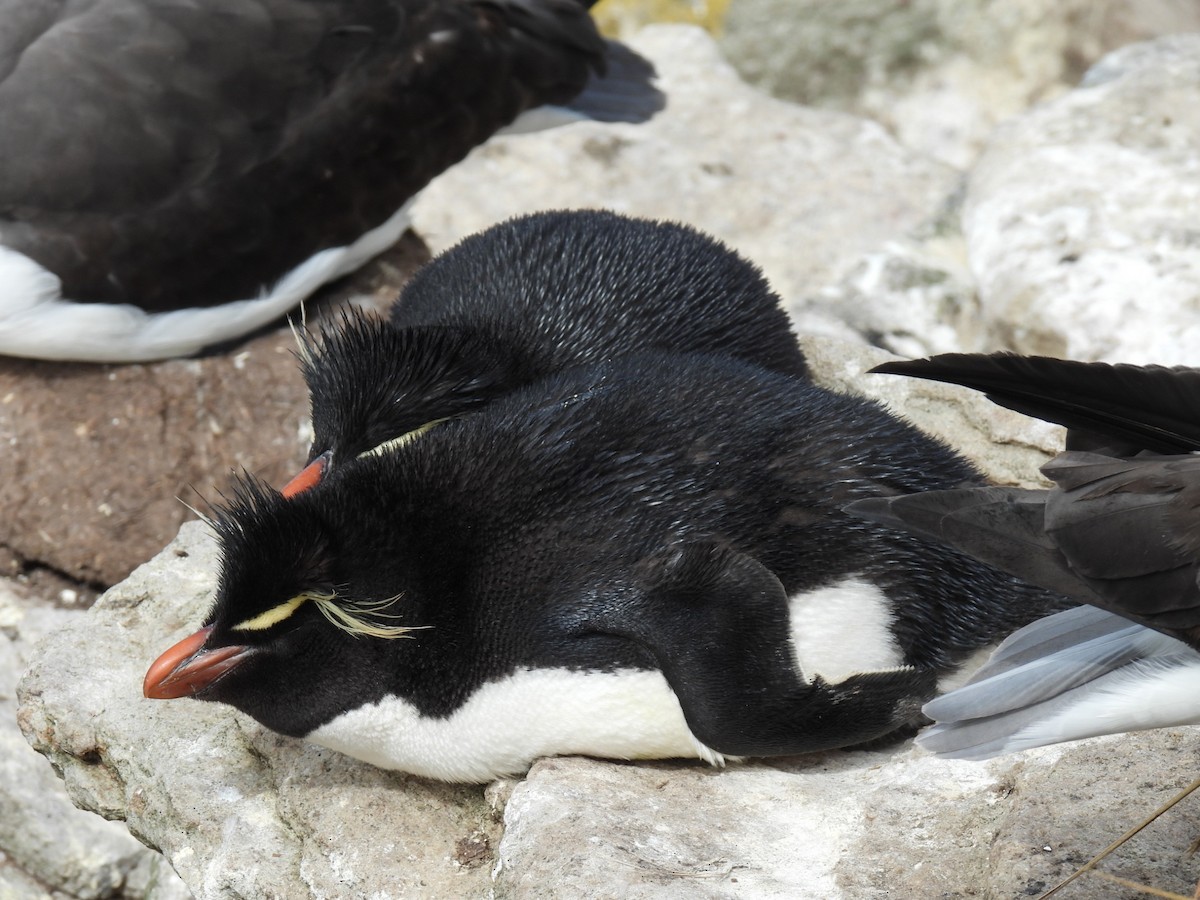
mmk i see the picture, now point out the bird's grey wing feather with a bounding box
[918,634,1200,759]
[1042,452,1200,626]
[845,488,1088,603]
[924,608,1164,721]
[847,455,1200,645]
[959,604,1137,679]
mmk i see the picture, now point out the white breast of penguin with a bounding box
[305,574,906,781]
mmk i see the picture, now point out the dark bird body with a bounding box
[849,352,1200,758]
[287,209,808,495]
[147,351,1064,781]
[0,0,659,361]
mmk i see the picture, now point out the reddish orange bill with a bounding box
[143,625,252,699]
[281,452,330,498]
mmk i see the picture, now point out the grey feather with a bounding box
[924,608,1167,721]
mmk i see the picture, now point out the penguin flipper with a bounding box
[598,543,938,757]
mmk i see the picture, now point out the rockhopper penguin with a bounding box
[285,209,808,496]
[147,351,1067,782]
[848,352,1200,759]
[0,0,661,362]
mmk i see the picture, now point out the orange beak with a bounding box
[143,625,253,700]
[281,451,331,498]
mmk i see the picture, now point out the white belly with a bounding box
[0,201,413,362]
[305,666,724,783]
[305,574,909,781]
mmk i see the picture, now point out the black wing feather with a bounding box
[870,353,1200,454]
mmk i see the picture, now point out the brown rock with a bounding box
[0,234,429,588]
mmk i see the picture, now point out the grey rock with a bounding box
[0,584,191,900]
[495,733,1200,899]
[812,212,986,361]
[18,523,498,900]
[409,25,960,348]
[965,33,1200,364]
[719,0,1200,168]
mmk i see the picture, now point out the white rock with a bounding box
[720,0,1200,169]
[494,734,1200,899]
[0,580,191,900]
[965,34,1200,364]
[410,25,960,346]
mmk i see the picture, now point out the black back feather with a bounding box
[300,210,808,467]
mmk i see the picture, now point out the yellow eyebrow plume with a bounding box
[231,595,309,631]
[359,418,448,460]
[230,591,418,640]
[311,591,416,640]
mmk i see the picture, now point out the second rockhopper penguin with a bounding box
[284,209,808,495]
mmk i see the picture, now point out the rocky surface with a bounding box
[1,583,191,900]
[16,334,1200,900]
[964,34,1200,364]
[719,0,1200,169]
[7,18,1200,900]
[497,734,1200,899]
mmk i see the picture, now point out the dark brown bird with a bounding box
[849,352,1200,758]
[0,0,660,361]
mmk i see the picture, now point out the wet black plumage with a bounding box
[149,351,1068,780]
[295,209,808,489]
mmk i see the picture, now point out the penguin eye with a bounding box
[358,418,448,460]
[231,594,310,631]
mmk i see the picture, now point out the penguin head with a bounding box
[144,475,420,736]
[284,310,530,496]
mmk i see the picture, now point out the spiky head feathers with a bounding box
[206,473,415,642]
[297,309,529,467]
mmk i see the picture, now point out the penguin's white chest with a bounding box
[305,667,720,783]
[305,575,906,781]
